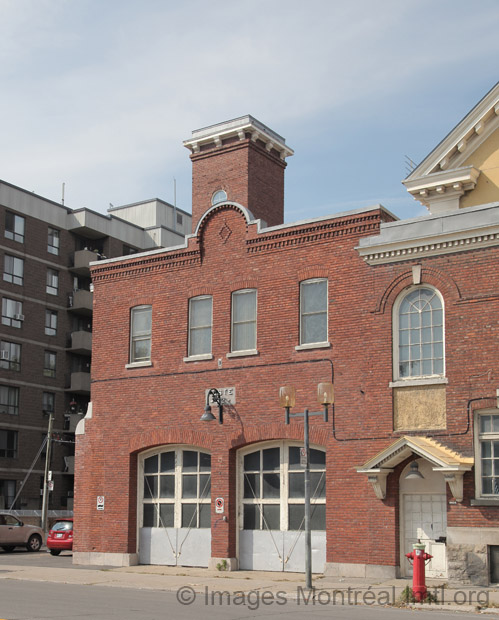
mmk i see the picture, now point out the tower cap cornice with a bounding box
[183,115,294,160]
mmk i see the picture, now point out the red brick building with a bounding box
[75,92,499,585]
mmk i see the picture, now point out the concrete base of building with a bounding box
[324,562,398,580]
[447,526,499,586]
[73,552,139,567]
[209,557,239,571]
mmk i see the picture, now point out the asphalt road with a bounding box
[0,579,465,620]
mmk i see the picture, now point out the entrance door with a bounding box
[238,442,326,572]
[139,447,211,567]
[400,459,447,578]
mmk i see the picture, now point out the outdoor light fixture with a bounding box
[200,388,224,424]
[279,386,296,424]
[278,381,334,590]
[405,460,424,480]
[317,382,334,422]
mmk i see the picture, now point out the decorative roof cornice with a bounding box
[183,115,294,161]
[357,202,499,265]
[406,82,499,178]
[403,165,480,209]
[403,82,499,210]
[246,210,388,254]
[90,249,201,283]
[90,205,395,280]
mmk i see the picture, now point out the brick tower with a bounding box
[184,115,294,232]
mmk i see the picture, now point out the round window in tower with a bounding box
[211,190,227,206]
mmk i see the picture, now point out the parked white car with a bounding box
[0,513,44,552]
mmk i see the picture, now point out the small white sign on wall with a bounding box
[215,497,224,514]
[97,496,105,511]
[206,388,236,406]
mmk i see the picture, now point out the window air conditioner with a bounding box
[0,351,10,360]
[14,314,24,321]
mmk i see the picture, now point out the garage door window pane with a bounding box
[159,504,174,527]
[143,504,155,527]
[263,473,280,498]
[263,505,280,530]
[160,475,174,498]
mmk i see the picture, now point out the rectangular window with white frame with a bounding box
[0,341,21,371]
[47,227,60,255]
[129,305,152,364]
[476,411,499,497]
[0,385,19,416]
[5,212,25,243]
[187,296,212,358]
[1,298,23,328]
[3,255,24,286]
[45,309,57,336]
[46,269,59,295]
[231,289,257,353]
[299,278,328,347]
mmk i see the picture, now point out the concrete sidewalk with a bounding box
[0,561,498,613]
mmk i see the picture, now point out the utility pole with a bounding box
[41,412,54,533]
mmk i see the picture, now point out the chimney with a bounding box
[184,115,293,232]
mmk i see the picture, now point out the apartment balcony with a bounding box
[64,412,85,433]
[68,289,93,316]
[70,249,97,276]
[67,371,91,394]
[69,330,92,354]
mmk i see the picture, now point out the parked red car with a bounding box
[46,518,73,555]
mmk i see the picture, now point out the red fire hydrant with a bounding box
[406,542,433,602]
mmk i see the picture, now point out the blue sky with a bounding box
[1,0,498,224]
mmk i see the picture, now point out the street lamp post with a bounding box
[279,383,334,590]
[41,412,54,534]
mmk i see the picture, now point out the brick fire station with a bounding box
[74,83,499,586]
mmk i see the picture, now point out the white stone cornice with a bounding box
[404,83,499,210]
[358,202,499,265]
[403,165,480,212]
[183,115,294,159]
[358,228,499,265]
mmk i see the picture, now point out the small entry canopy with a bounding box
[357,436,473,502]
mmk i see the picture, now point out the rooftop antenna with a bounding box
[404,155,417,176]
[61,182,65,206]
[173,177,177,232]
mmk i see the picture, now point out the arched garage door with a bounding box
[238,441,326,572]
[138,446,211,566]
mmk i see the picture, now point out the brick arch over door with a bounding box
[129,428,214,455]
[129,423,330,456]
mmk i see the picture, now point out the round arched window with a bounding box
[211,190,227,206]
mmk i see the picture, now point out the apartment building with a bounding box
[0,182,190,511]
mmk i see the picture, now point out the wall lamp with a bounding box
[405,460,424,480]
[200,388,224,424]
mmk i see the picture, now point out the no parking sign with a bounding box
[215,497,224,514]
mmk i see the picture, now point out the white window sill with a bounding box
[125,361,152,369]
[470,498,499,506]
[295,342,331,351]
[226,349,259,358]
[183,354,213,363]
[389,377,448,388]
